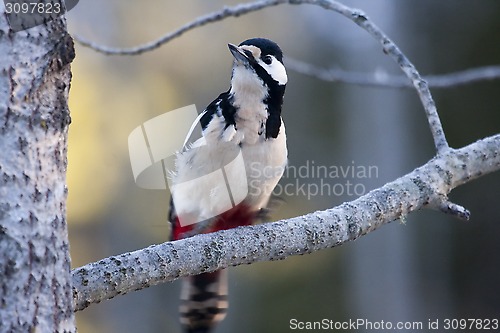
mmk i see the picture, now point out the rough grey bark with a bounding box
[0,9,76,333]
[72,135,500,311]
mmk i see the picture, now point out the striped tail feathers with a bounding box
[170,199,256,332]
[179,270,229,333]
[170,197,228,333]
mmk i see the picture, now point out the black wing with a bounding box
[200,90,237,131]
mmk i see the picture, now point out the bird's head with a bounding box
[228,38,287,93]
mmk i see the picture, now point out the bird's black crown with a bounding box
[239,38,284,63]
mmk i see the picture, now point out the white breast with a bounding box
[241,122,287,208]
[171,114,287,225]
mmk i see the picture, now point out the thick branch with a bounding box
[72,134,500,312]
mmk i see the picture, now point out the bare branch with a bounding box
[425,66,500,88]
[309,0,448,153]
[74,26,500,90]
[436,200,470,221]
[286,58,500,89]
[73,0,286,56]
[72,134,500,312]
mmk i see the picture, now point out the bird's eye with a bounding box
[262,55,273,65]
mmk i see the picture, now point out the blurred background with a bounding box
[66,1,500,332]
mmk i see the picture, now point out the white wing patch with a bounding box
[182,110,207,149]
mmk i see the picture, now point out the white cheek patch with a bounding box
[240,46,287,85]
[260,56,287,85]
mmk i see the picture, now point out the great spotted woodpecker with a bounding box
[169,38,288,333]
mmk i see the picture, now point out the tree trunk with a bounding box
[0,9,76,333]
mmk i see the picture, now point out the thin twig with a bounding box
[73,13,500,90]
[286,58,500,89]
[73,0,285,56]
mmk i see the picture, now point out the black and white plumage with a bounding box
[169,38,288,333]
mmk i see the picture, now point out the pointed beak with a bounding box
[228,43,250,64]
